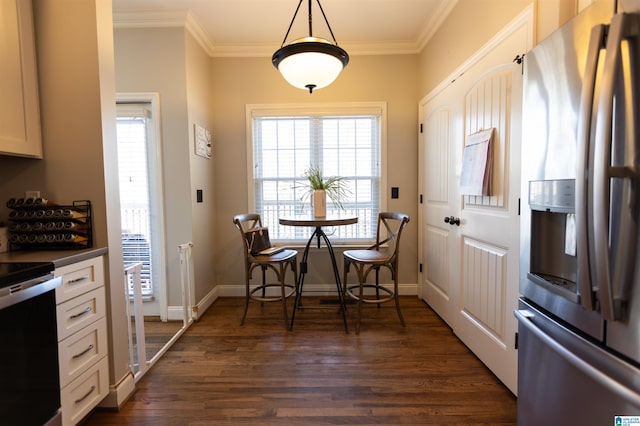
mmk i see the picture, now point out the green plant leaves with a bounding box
[298,165,350,209]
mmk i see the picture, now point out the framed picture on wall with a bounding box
[194,124,212,159]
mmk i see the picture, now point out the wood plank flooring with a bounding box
[84,296,517,425]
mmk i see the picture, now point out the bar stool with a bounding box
[343,212,410,334]
[233,213,298,329]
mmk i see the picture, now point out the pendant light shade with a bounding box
[272,0,349,93]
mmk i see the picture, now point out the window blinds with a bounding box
[252,114,382,242]
[116,104,154,298]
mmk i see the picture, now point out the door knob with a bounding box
[444,216,460,226]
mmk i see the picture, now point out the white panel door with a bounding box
[419,8,532,394]
[422,98,462,327]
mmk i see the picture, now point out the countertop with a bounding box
[0,246,108,268]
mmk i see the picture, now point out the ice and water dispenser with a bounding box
[528,179,579,302]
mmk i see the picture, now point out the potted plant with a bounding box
[298,165,349,217]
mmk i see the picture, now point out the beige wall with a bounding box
[418,0,532,96]
[418,0,581,97]
[185,31,216,303]
[212,54,420,290]
[0,0,131,399]
[113,27,217,307]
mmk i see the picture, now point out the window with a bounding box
[247,103,387,243]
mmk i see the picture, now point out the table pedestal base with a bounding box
[289,226,349,333]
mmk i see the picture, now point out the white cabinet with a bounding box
[0,0,42,158]
[55,256,109,426]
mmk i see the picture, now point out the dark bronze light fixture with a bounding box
[272,0,349,93]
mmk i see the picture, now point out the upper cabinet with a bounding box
[0,0,42,158]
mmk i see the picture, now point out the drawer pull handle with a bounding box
[69,306,92,320]
[68,274,90,284]
[74,385,96,404]
[72,344,95,359]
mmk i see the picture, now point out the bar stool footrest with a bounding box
[346,284,395,304]
[249,283,296,302]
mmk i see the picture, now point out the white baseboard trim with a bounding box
[192,285,219,320]
[167,285,220,321]
[216,283,418,298]
[160,283,417,322]
[98,371,136,409]
[167,305,188,321]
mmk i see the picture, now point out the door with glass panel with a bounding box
[116,101,165,316]
[116,95,181,378]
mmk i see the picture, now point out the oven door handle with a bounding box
[0,275,62,310]
[515,308,640,405]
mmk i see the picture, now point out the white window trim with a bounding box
[245,102,388,244]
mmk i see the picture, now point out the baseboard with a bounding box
[216,283,418,297]
[192,285,219,320]
[167,285,219,321]
[167,305,189,321]
[98,371,136,409]
[164,282,420,320]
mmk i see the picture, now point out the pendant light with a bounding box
[272,0,349,93]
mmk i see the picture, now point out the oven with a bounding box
[0,262,62,426]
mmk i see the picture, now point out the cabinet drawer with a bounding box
[55,256,104,303]
[56,287,105,341]
[61,356,108,426]
[58,317,108,388]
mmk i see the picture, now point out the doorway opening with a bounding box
[116,97,166,316]
[116,93,187,380]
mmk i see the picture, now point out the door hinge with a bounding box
[419,194,423,204]
[419,263,423,273]
[513,53,525,75]
[514,332,519,349]
[518,198,521,215]
[420,123,423,133]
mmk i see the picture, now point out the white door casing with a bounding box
[418,6,533,395]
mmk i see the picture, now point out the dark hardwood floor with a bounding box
[84,296,517,425]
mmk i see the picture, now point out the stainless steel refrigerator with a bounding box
[517,0,640,424]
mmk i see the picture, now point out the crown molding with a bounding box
[113,3,456,58]
[416,0,459,51]
[113,10,215,56]
[208,41,422,58]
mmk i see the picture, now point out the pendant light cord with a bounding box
[314,0,339,45]
[280,0,340,48]
[280,0,304,47]
[307,0,313,37]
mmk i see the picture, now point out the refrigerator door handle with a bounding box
[515,309,640,405]
[576,24,607,312]
[593,12,640,321]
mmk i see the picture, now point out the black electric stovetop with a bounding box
[0,262,55,289]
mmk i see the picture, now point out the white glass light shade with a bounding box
[273,37,349,93]
[278,50,344,91]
